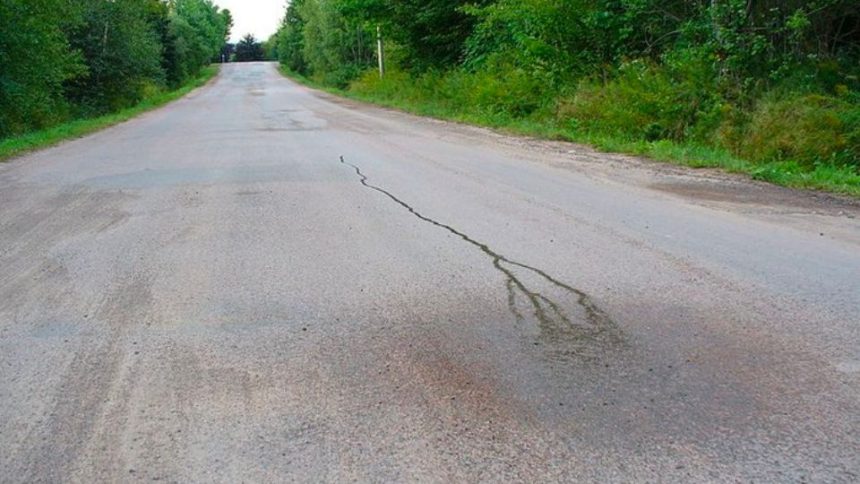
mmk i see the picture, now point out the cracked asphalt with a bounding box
[1,62,859,482]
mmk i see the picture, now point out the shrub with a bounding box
[450,63,545,117]
[739,93,859,167]
[351,63,546,120]
[559,56,718,142]
[351,69,420,102]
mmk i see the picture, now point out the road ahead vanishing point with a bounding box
[1,63,859,482]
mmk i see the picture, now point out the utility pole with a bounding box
[376,25,385,78]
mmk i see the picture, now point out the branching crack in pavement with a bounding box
[339,156,616,337]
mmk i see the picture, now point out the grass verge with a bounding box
[0,66,219,161]
[279,66,860,197]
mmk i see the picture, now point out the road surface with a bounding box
[1,63,859,482]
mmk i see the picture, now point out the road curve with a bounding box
[1,62,859,482]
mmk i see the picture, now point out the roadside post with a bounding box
[377,25,385,78]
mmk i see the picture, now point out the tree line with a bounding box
[272,0,859,174]
[0,0,232,138]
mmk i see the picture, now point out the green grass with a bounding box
[0,66,219,161]
[278,66,860,197]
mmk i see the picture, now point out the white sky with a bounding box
[214,0,286,43]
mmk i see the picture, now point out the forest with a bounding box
[272,0,860,193]
[0,0,231,139]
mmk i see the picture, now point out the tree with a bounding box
[0,0,231,139]
[0,0,84,136]
[159,0,231,84]
[273,0,375,85]
[263,36,279,61]
[171,0,230,75]
[384,0,487,70]
[235,34,265,62]
[275,0,308,73]
[64,0,165,113]
[221,8,234,42]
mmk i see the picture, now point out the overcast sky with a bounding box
[215,0,285,43]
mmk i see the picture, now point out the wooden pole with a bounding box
[377,25,385,78]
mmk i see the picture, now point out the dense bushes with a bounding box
[349,64,544,120]
[274,0,860,190]
[0,0,231,138]
[563,68,860,173]
[562,54,721,142]
[739,93,860,167]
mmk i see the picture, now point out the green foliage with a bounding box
[169,0,230,82]
[274,0,490,83]
[275,0,308,73]
[262,35,279,61]
[378,0,487,70]
[464,0,602,85]
[450,66,544,117]
[296,0,376,86]
[561,51,720,142]
[350,63,544,120]
[708,0,860,89]
[0,0,230,138]
[738,93,860,167]
[0,0,85,136]
[235,34,265,62]
[65,0,166,114]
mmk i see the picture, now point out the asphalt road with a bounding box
[1,62,859,482]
